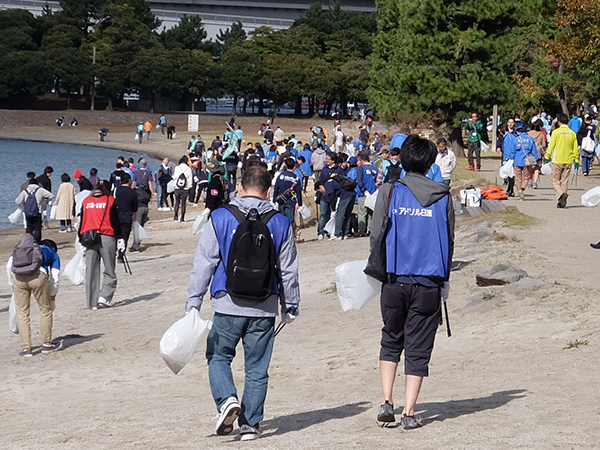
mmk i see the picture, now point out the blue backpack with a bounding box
[24,190,39,218]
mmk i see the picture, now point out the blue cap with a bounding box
[348,156,357,163]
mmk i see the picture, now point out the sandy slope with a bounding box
[0,120,599,448]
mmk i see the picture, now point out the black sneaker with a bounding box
[173,215,178,221]
[591,242,600,249]
[19,348,33,357]
[400,414,422,430]
[558,193,568,208]
[41,341,62,354]
[377,401,395,424]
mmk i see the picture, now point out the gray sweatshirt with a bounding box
[15,184,54,211]
[186,196,301,317]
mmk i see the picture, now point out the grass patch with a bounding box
[320,281,337,295]
[482,290,498,300]
[563,339,589,350]
[492,231,521,242]
[468,206,538,227]
[451,158,491,188]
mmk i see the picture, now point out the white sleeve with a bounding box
[49,267,60,296]
[7,257,13,287]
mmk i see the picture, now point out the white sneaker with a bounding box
[317,235,323,240]
[216,397,241,436]
[329,236,341,241]
[240,424,261,441]
[98,297,112,308]
[158,207,164,211]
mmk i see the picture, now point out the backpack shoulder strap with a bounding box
[222,204,246,224]
[261,209,278,225]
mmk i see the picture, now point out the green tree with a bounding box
[162,14,207,50]
[367,0,543,152]
[129,47,177,112]
[0,9,41,53]
[44,48,94,108]
[0,51,51,98]
[217,44,260,113]
[216,21,247,54]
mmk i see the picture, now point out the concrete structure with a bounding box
[0,0,376,38]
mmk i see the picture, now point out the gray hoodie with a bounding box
[370,172,455,282]
[310,147,327,171]
[15,184,54,212]
[186,196,300,317]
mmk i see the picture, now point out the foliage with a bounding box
[162,15,207,50]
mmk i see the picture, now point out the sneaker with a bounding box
[41,341,62,354]
[216,397,241,436]
[239,424,261,441]
[558,193,568,208]
[590,242,600,249]
[173,215,178,221]
[317,235,324,241]
[98,297,112,308]
[519,190,525,201]
[59,230,67,233]
[67,228,73,233]
[527,184,532,189]
[157,207,163,211]
[91,306,98,311]
[19,348,33,357]
[467,165,475,171]
[179,218,185,223]
[329,236,342,241]
[476,166,481,172]
[533,183,538,189]
[376,401,395,424]
[400,414,422,430]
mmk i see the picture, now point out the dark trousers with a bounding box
[467,141,481,167]
[174,189,188,219]
[120,222,132,251]
[26,214,42,243]
[380,281,441,377]
[161,124,166,134]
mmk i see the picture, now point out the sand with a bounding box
[0,112,599,449]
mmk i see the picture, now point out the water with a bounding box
[0,139,160,231]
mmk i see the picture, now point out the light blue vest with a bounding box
[386,183,449,278]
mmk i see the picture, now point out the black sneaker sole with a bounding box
[216,404,241,436]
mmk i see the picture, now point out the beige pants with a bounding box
[13,270,53,349]
[550,163,572,199]
[514,166,533,191]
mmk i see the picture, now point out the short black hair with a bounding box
[241,165,271,193]
[284,158,295,170]
[557,113,569,125]
[29,178,39,185]
[90,168,98,176]
[61,173,71,183]
[297,155,306,163]
[437,137,447,145]
[27,172,35,179]
[116,162,123,169]
[326,151,337,162]
[401,135,437,174]
[44,166,54,174]
[390,148,401,157]
[178,155,189,165]
[121,172,131,184]
[40,239,57,251]
[358,154,370,162]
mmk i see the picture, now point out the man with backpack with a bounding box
[172,155,193,222]
[15,178,54,242]
[10,237,62,357]
[273,158,302,230]
[185,165,300,441]
[376,148,402,187]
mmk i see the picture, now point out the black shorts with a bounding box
[379,282,441,377]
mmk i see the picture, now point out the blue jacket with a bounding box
[501,130,518,160]
[569,116,582,133]
[324,177,356,206]
[186,197,300,316]
[504,132,538,166]
[353,164,377,197]
[299,150,313,176]
[319,165,346,202]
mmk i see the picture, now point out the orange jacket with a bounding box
[144,121,152,132]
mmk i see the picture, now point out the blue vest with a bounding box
[386,183,449,278]
[210,207,289,297]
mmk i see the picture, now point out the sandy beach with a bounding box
[1,111,599,449]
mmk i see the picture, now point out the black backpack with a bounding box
[206,174,226,211]
[23,190,39,218]
[330,173,357,191]
[384,162,402,183]
[223,205,279,301]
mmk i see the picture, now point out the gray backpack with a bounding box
[11,233,43,275]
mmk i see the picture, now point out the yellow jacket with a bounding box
[547,125,578,164]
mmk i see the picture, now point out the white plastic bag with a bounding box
[192,209,210,235]
[63,249,86,286]
[134,133,139,140]
[133,221,148,241]
[324,211,336,236]
[167,180,175,193]
[364,190,378,211]
[480,141,490,153]
[160,309,212,375]
[8,207,23,224]
[541,162,552,176]
[298,204,312,220]
[581,186,600,207]
[335,260,382,311]
[499,160,514,179]
[9,293,18,334]
[173,132,176,139]
[49,204,57,221]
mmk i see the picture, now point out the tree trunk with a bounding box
[150,91,156,113]
[243,97,247,114]
[107,97,113,111]
[449,126,465,158]
[558,59,569,115]
[258,93,264,115]
[232,94,238,114]
[294,94,302,116]
[66,91,71,110]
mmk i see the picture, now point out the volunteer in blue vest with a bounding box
[316,152,345,240]
[355,154,377,236]
[186,165,300,441]
[504,122,538,201]
[10,238,62,357]
[368,134,454,430]
[273,158,302,229]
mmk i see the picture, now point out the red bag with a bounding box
[481,186,508,200]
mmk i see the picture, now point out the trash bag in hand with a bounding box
[336,260,382,311]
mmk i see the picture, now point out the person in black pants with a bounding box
[15,179,54,243]
[114,173,138,263]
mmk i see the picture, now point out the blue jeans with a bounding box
[156,183,164,208]
[335,196,355,238]
[278,203,295,229]
[318,200,331,237]
[582,154,593,174]
[206,313,276,428]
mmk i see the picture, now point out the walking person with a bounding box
[159,115,167,134]
[156,158,172,211]
[501,118,518,197]
[368,134,454,429]
[464,112,484,171]
[273,158,302,230]
[137,122,144,143]
[54,173,76,233]
[316,152,345,239]
[434,138,457,186]
[144,120,152,140]
[9,237,62,357]
[185,165,300,441]
[78,181,123,309]
[528,120,547,189]
[505,122,538,201]
[355,154,377,236]
[577,114,596,176]
[131,180,151,252]
[15,178,53,243]
[115,173,138,263]
[545,113,580,208]
[172,155,193,222]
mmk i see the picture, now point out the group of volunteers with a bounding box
[134,115,175,143]
[10,156,157,358]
